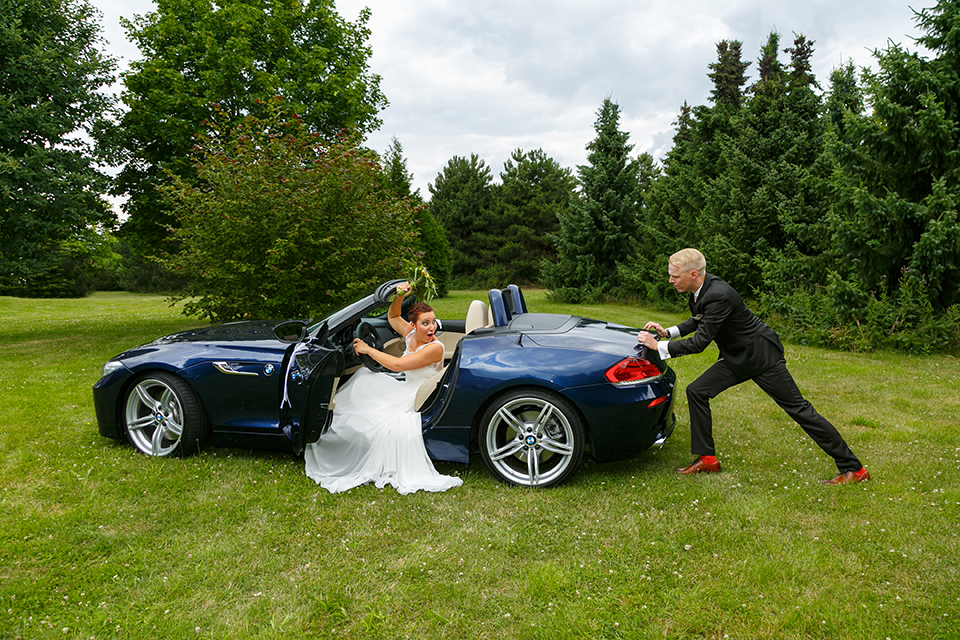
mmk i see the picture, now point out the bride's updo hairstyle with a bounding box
[407,302,434,323]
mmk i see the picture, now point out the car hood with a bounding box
[145,321,282,346]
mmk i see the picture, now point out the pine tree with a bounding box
[543,98,641,301]
[427,155,498,279]
[828,0,960,310]
[495,149,575,284]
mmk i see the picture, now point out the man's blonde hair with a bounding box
[669,248,706,274]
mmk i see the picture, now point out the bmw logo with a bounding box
[264,364,275,376]
[525,435,537,446]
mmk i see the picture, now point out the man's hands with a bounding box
[644,321,668,337]
[637,322,667,350]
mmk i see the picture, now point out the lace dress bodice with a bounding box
[402,330,443,388]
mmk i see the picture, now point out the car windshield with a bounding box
[306,279,406,338]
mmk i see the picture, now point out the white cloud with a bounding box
[91,0,927,196]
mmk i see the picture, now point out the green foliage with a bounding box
[427,154,499,278]
[413,207,451,297]
[758,275,960,355]
[115,0,386,256]
[494,148,576,284]
[708,40,750,108]
[827,0,960,311]
[379,137,451,296]
[0,0,117,296]
[161,101,419,321]
[381,137,422,203]
[543,98,644,302]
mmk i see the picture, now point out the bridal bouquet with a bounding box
[400,260,438,302]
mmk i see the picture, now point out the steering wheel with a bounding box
[354,322,388,373]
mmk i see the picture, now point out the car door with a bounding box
[280,341,345,454]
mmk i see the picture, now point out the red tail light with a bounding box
[604,357,662,385]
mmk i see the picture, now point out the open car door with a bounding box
[280,340,345,455]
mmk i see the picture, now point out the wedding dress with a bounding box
[304,331,463,494]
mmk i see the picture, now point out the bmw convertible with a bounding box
[93,281,677,487]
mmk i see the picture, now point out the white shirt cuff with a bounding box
[657,340,671,360]
[667,325,680,339]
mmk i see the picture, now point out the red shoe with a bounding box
[675,457,721,475]
[821,468,870,485]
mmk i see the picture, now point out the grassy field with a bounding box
[1,290,958,639]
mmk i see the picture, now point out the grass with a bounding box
[1,290,958,639]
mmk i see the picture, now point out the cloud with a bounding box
[91,0,928,197]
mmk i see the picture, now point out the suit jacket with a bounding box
[668,274,784,379]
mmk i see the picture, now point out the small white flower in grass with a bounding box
[684,544,692,551]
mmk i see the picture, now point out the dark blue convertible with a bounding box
[93,281,677,487]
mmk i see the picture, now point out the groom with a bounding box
[637,248,869,485]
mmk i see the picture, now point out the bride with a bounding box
[304,282,463,494]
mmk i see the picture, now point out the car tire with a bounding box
[478,388,585,488]
[123,372,210,457]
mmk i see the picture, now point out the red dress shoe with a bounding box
[821,469,870,485]
[675,457,721,475]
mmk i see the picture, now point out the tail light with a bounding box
[604,357,662,385]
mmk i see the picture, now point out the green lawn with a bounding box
[1,291,958,639]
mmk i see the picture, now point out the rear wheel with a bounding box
[123,372,209,457]
[478,388,585,487]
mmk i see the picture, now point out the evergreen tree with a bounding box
[380,138,450,296]
[828,0,960,310]
[0,0,117,296]
[708,40,751,109]
[427,154,498,281]
[543,98,641,301]
[382,137,422,203]
[823,61,863,138]
[495,148,575,284]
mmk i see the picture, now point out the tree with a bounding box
[382,137,421,202]
[115,0,386,258]
[0,0,116,296]
[495,148,575,284]
[427,154,499,281]
[828,0,960,311]
[162,101,418,321]
[700,32,829,294]
[708,40,751,109]
[543,98,642,301]
[380,137,451,296]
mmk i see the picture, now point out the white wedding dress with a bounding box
[304,331,463,494]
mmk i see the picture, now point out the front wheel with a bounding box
[123,372,209,457]
[478,389,585,487]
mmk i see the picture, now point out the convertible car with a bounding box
[93,281,677,487]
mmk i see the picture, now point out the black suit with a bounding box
[668,274,862,473]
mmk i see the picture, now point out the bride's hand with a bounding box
[396,281,412,296]
[353,338,371,356]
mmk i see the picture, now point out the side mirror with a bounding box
[273,320,308,343]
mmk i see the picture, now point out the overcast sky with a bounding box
[91,0,928,198]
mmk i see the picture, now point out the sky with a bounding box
[91,0,929,198]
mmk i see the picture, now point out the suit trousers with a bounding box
[685,357,862,472]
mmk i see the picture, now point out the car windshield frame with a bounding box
[307,279,407,342]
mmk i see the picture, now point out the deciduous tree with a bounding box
[0,0,116,296]
[162,101,417,321]
[116,0,386,259]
